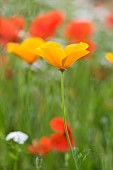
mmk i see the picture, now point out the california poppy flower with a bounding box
[106,53,113,63]
[65,19,94,40]
[28,137,52,155]
[50,117,74,152]
[35,41,89,71]
[29,10,64,39]
[0,16,25,46]
[7,37,45,64]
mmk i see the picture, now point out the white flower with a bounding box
[6,131,28,144]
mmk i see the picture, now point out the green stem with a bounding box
[13,145,19,170]
[61,71,78,170]
[36,157,40,170]
[18,65,32,133]
[25,65,32,133]
[26,65,31,108]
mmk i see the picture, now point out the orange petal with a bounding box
[7,43,38,64]
[62,49,89,69]
[40,41,62,48]
[21,37,45,51]
[64,42,89,56]
[106,53,113,63]
[35,46,65,68]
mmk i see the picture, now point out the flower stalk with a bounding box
[61,71,78,170]
[25,65,32,133]
[36,157,41,170]
[13,144,19,170]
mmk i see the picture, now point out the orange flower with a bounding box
[7,37,45,64]
[35,41,89,71]
[29,10,64,39]
[106,53,113,63]
[50,117,74,152]
[0,16,25,46]
[28,137,52,155]
[65,19,94,40]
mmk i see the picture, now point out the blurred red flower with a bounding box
[50,117,75,152]
[28,136,52,155]
[65,19,94,40]
[64,19,95,57]
[29,10,64,39]
[106,13,113,28]
[0,16,25,46]
[9,15,25,30]
[85,39,96,54]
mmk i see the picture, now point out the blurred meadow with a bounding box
[1,0,113,169]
